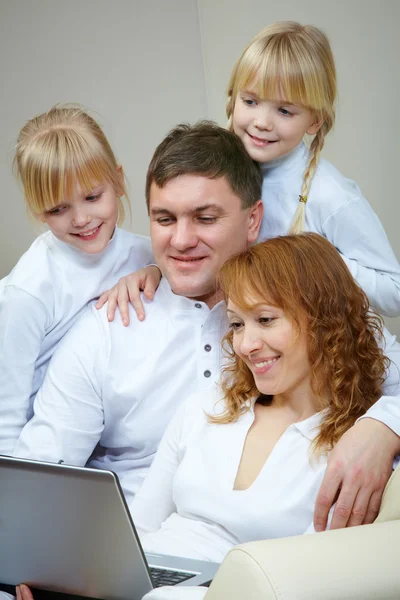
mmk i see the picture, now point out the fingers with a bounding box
[363,487,384,525]
[128,293,145,322]
[343,486,371,528]
[142,266,162,301]
[314,465,342,532]
[19,585,34,600]
[95,290,110,309]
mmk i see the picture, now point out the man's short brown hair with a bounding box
[145,121,262,211]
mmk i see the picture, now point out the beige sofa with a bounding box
[205,465,400,600]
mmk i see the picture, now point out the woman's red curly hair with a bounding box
[215,233,389,453]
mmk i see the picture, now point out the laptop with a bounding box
[0,456,219,599]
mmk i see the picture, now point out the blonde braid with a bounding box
[289,125,327,234]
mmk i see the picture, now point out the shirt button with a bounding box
[204,344,212,352]
[194,303,202,309]
[203,370,211,378]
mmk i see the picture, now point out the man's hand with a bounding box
[96,265,161,325]
[314,418,400,531]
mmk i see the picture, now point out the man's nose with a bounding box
[171,221,198,250]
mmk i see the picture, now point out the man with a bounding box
[14,122,400,529]
[13,122,263,504]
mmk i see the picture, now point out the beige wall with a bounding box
[198,0,400,335]
[0,0,207,275]
[1,0,399,332]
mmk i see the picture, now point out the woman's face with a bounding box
[227,298,312,399]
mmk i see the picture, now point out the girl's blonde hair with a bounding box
[226,22,337,233]
[215,233,388,454]
[14,104,128,223]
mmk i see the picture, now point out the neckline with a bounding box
[260,142,308,181]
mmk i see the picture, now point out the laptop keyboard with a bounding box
[149,566,196,587]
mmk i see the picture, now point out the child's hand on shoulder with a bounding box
[96,265,162,325]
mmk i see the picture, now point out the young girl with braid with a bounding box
[227,21,400,317]
[100,21,400,323]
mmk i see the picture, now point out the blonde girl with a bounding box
[227,21,400,317]
[0,105,153,456]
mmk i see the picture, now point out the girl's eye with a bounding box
[86,193,102,202]
[47,206,66,215]
[229,321,243,331]
[278,108,293,117]
[243,98,257,106]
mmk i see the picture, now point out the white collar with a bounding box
[260,142,308,182]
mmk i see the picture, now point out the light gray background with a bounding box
[1,0,399,332]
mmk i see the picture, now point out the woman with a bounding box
[17,233,395,600]
[129,232,394,599]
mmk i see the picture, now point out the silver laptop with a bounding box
[0,456,219,599]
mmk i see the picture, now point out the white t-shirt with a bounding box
[14,278,228,503]
[258,142,400,317]
[0,228,153,456]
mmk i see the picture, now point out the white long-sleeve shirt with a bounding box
[135,386,400,600]
[132,388,329,564]
[258,142,400,317]
[0,228,153,456]
[14,278,228,503]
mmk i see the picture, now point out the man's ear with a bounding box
[247,200,263,244]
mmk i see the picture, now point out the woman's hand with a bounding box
[16,585,34,600]
[96,266,162,325]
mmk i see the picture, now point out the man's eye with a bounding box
[197,216,216,224]
[157,217,173,225]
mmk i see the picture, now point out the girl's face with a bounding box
[40,180,119,254]
[227,299,312,401]
[232,86,321,163]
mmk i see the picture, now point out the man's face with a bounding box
[149,174,263,308]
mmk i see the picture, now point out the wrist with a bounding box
[358,417,400,455]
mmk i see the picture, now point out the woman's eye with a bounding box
[229,321,243,331]
[259,317,275,325]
